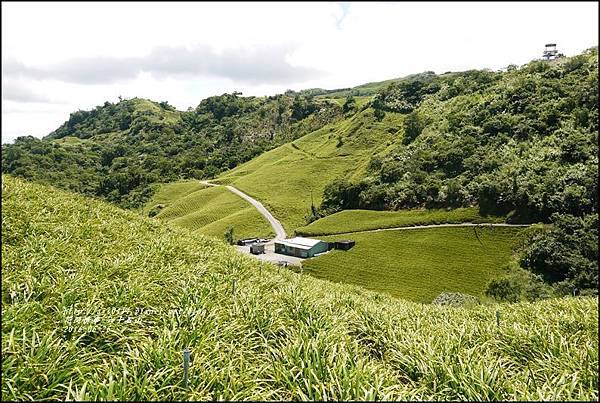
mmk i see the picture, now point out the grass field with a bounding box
[303,226,529,303]
[148,183,274,240]
[2,175,597,400]
[296,207,507,236]
[215,108,406,232]
[141,180,207,216]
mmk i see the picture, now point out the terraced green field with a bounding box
[216,108,405,232]
[150,184,273,240]
[141,180,207,216]
[3,175,597,401]
[303,226,529,303]
[296,207,507,236]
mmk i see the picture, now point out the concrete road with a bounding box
[235,241,304,266]
[225,186,287,240]
[199,180,287,240]
[322,222,532,236]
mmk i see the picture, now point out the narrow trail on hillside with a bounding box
[200,181,287,240]
[310,222,532,237]
[200,180,531,240]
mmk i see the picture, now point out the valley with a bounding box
[2,45,598,401]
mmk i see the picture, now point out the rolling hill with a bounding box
[213,107,406,232]
[1,94,342,209]
[3,47,598,301]
[145,181,274,240]
[294,207,507,236]
[2,175,597,400]
[303,226,530,302]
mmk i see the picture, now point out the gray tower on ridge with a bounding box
[543,43,559,61]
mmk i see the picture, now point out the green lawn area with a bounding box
[151,185,274,240]
[296,207,506,236]
[216,108,406,232]
[303,226,527,303]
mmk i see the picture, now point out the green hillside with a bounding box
[149,184,273,240]
[2,48,597,300]
[2,94,342,209]
[298,72,433,99]
[215,107,406,232]
[141,179,208,216]
[320,49,598,224]
[303,226,528,302]
[295,207,507,236]
[2,175,597,400]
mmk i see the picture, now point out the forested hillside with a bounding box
[2,48,597,297]
[2,94,341,208]
[315,47,598,297]
[320,47,598,223]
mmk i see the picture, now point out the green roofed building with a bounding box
[274,237,328,258]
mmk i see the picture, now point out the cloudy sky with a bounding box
[2,2,598,144]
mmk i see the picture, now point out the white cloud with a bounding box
[2,79,55,103]
[2,1,598,143]
[4,43,323,85]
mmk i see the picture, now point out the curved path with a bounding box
[310,222,531,237]
[200,181,287,240]
[200,180,530,240]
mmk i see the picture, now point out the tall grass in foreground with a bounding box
[2,175,598,401]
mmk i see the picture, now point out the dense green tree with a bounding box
[520,213,598,294]
[342,95,356,114]
[317,48,598,293]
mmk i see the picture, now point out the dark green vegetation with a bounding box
[2,94,341,209]
[320,48,598,224]
[3,175,598,400]
[518,213,597,297]
[303,226,527,303]
[313,48,599,297]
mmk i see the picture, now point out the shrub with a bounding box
[485,267,554,302]
[520,213,598,294]
[147,203,165,217]
[432,292,480,307]
[224,226,234,245]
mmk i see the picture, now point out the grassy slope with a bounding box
[303,227,527,303]
[296,207,506,236]
[150,184,274,240]
[2,175,597,401]
[215,107,404,233]
[141,180,207,216]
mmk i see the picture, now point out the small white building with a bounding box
[274,237,328,258]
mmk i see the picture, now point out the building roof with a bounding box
[276,237,323,250]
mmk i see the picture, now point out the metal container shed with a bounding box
[250,243,265,255]
[335,240,355,251]
[237,238,258,246]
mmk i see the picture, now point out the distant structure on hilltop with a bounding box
[543,43,565,61]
